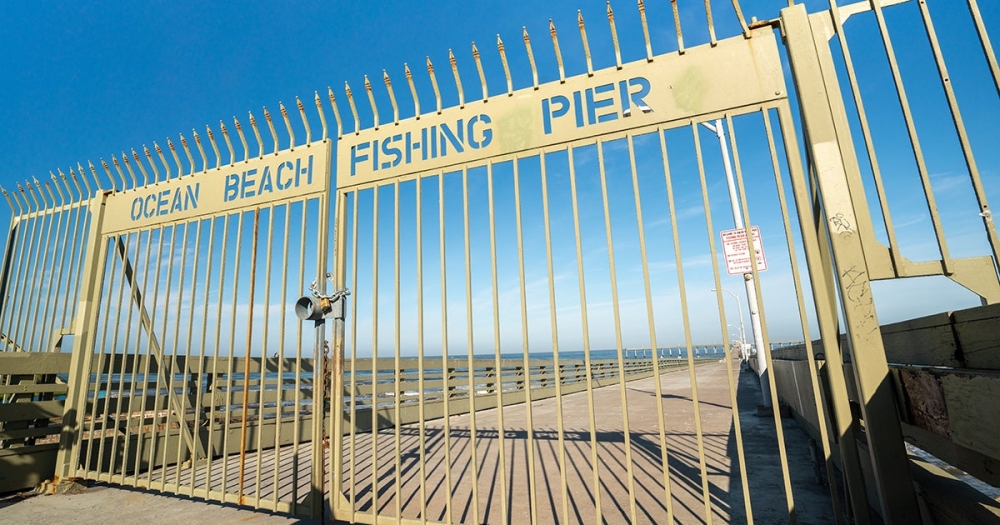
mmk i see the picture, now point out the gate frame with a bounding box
[781,4,921,522]
[51,139,334,518]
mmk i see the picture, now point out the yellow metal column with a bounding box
[55,192,108,479]
[781,5,920,523]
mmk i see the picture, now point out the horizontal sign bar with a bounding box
[103,141,331,233]
[337,26,784,189]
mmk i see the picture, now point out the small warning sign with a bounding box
[721,226,767,275]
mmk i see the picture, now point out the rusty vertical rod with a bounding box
[237,207,261,504]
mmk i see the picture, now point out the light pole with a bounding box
[711,288,747,360]
[703,118,771,408]
[727,324,748,362]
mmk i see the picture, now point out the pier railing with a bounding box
[2,352,710,482]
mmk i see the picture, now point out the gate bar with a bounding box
[658,132,715,523]
[566,147,602,522]
[761,110,844,523]
[692,123,753,522]
[595,139,639,524]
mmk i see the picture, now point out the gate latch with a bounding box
[295,273,350,321]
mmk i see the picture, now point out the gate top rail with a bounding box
[3,95,332,222]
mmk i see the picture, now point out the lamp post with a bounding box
[711,288,747,360]
[703,119,771,407]
[727,324,748,362]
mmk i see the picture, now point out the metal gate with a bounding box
[323,1,1000,524]
[326,4,829,525]
[1,0,997,524]
[48,107,334,515]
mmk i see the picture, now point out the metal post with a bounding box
[712,287,748,361]
[704,121,771,407]
[56,193,108,479]
[781,4,920,522]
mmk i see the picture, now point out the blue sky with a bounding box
[2,1,999,357]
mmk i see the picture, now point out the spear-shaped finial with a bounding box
[314,91,328,141]
[233,116,249,160]
[427,57,443,114]
[327,87,344,138]
[219,122,235,164]
[579,10,594,76]
[384,70,399,124]
[498,35,513,95]
[279,101,295,149]
[179,133,196,174]
[404,64,421,118]
[550,19,565,83]
[472,42,488,101]
[345,82,360,134]
[263,106,279,154]
[296,96,312,144]
[364,76,380,129]
[524,27,539,89]
[638,0,653,61]
[608,2,622,69]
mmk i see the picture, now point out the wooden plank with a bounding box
[0,445,58,493]
[0,383,68,395]
[0,443,59,458]
[0,424,62,440]
[881,312,961,367]
[0,352,72,374]
[903,422,1000,488]
[0,399,64,422]
[939,372,1000,460]
[909,452,1000,524]
[952,303,1000,369]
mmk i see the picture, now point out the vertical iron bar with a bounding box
[461,166,481,524]
[126,228,156,485]
[485,161,509,525]
[627,132,676,523]
[657,130,714,523]
[512,157,539,524]
[191,217,217,496]
[826,0,904,274]
[538,152,570,523]
[916,0,1000,275]
[762,109,843,521]
[369,186,380,520]
[160,221,191,489]
[291,201,306,513]
[348,191,360,522]
[691,122,753,523]
[221,212,247,496]
[869,0,954,274]
[272,201,293,509]
[566,146,603,521]
[253,206,276,509]
[416,176,430,523]
[394,181,403,521]
[237,208,261,504]
[595,139,638,523]
[438,172,455,525]
[206,214,233,495]
[967,0,1000,96]
[727,112,797,521]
